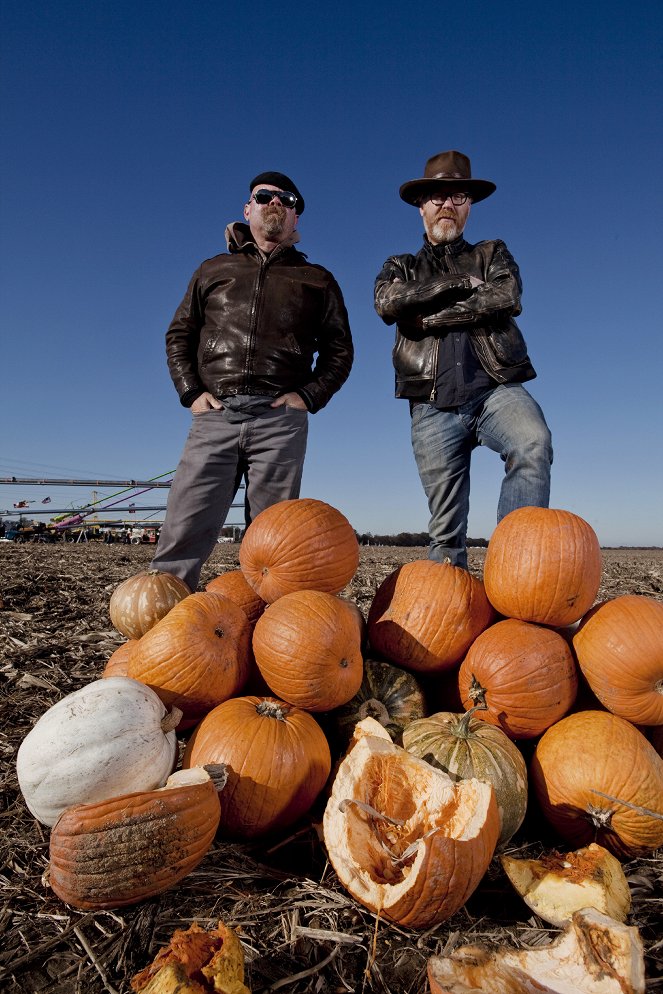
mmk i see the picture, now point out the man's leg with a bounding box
[476,384,553,521]
[150,411,241,590]
[241,405,308,522]
[410,402,473,568]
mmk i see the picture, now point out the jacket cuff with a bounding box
[295,388,316,413]
[180,388,204,408]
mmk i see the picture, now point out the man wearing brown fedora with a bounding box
[375,150,552,568]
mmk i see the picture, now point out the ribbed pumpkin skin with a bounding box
[573,595,663,725]
[109,570,191,639]
[182,696,332,837]
[332,657,427,746]
[239,498,359,603]
[323,731,499,928]
[367,561,495,673]
[483,507,602,626]
[205,569,267,628]
[531,710,663,858]
[127,592,251,725]
[48,771,221,909]
[458,619,578,739]
[102,640,135,678]
[403,711,528,844]
[252,591,363,711]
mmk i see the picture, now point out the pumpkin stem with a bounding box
[160,706,183,733]
[455,704,488,737]
[214,627,225,639]
[256,699,290,721]
[467,675,488,710]
[655,678,663,696]
[203,763,229,794]
[358,698,391,727]
[586,803,615,830]
[590,789,663,821]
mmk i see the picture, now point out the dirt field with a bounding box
[1,543,662,993]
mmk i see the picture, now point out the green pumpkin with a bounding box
[331,657,427,746]
[402,709,528,844]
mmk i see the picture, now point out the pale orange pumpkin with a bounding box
[239,498,359,602]
[367,560,494,673]
[252,591,363,711]
[127,591,251,725]
[458,619,578,739]
[483,507,602,626]
[182,696,331,837]
[109,569,191,639]
[47,766,224,909]
[573,595,663,725]
[531,710,663,858]
[205,569,266,628]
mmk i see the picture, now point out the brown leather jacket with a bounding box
[165,223,353,413]
[374,235,536,400]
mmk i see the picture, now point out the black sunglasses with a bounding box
[252,188,298,209]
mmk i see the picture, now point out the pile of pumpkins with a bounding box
[15,499,663,933]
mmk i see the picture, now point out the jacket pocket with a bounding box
[485,319,530,365]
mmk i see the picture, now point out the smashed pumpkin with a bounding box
[131,919,249,994]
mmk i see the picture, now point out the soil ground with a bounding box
[1,543,662,993]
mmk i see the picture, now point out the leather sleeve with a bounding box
[165,268,206,406]
[424,241,523,329]
[296,275,354,413]
[374,256,474,325]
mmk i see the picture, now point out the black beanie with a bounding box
[249,171,305,215]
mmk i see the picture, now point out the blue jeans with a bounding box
[410,384,552,569]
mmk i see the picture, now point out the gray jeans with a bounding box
[151,403,308,590]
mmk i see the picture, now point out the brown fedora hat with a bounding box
[399,150,496,206]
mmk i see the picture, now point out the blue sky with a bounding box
[1,0,662,546]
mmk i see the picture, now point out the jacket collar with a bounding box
[422,233,469,259]
[225,221,301,259]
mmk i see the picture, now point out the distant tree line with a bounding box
[355,531,488,548]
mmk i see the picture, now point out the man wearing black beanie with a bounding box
[151,171,353,590]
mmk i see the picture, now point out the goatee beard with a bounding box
[429,217,459,244]
[261,205,287,237]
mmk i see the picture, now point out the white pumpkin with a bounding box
[16,677,179,826]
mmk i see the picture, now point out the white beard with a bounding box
[429,216,460,244]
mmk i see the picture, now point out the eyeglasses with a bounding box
[425,192,469,206]
[252,189,298,209]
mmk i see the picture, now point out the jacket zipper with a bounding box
[245,257,267,390]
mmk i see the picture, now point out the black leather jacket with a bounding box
[165,223,353,413]
[374,235,536,400]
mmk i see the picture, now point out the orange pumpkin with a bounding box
[252,591,363,711]
[531,710,663,858]
[109,570,191,639]
[458,619,578,739]
[102,640,136,678]
[322,724,499,928]
[47,766,224,909]
[205,569,266,628]
[573,595,663,726]
[182,696,331,837]
[367,560,494,673]
[127,592,251,725]
[483,507,602,626]
[239,498,359,602]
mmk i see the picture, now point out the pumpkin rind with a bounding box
[239,498,359,603]
[458,618,578,739]
[110,570,191,639]
[483,506,602,626]
[323,730,499,928]
[102,640,136,678]
[16,677,178,826]
[252,590,363,711]
[182,696,332,837]
[531,710,663,858]
[127,591,251,724]
[205,569,267,628]
[573,595,663,725]
[403,710,528,844]
[48,767,222,909]
[367,560,494,673]
[332,657,427,745]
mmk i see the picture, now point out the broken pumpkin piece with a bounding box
[131,920,250,994]
[323,729,499,928]
[427,908,645,994]
[501,843,631,926]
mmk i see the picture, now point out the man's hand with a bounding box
[191,392,223,413]
[271,392,308,411]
